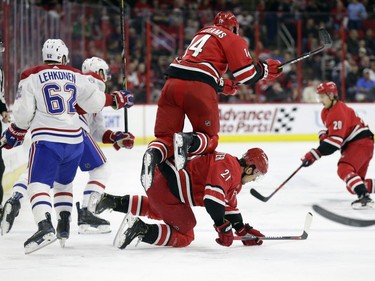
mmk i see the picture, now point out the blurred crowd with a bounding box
[24,0,375,103]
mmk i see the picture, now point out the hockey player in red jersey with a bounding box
[140,11,282,189]
[301,81,375,209]
[93,148,268,248]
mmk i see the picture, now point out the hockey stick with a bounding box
[279,28,332,68]
[312,205,375,227]
[120,0,128,132]
[234,212,313,241]
[250,163,305,202]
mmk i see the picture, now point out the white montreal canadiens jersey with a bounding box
[12,64,106,144]
[79,73,107,142]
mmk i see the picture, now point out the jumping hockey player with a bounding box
[140,11,283,190]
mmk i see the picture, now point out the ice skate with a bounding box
[56,211,71,248]
[76,202,111,234]
[140,149,159,190]
[24,213,57,254]
[351,194,374,210]
[113,213,149,249]
[0,192,23,235]
[173,132,193,171]
[92,192,118,214]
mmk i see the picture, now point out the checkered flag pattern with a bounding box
[273,107,298,132]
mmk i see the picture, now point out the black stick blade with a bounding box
[312,205,375,227]
[250,188,269,202]
[318,28,332,48]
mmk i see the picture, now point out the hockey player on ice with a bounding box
[0,56,135,237]
[140,11,283,190]
[76,56,135,234]
[92,148,267,249]
[301,81,375,210]
[0,39,134,254]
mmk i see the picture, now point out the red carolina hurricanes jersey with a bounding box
[165,151,243,215]
[321,101,372,149]
[166,25,260,89]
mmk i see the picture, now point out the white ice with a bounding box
[1,142,374,281]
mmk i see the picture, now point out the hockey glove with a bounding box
[261,58,282,81]
[318,130,328,142]
[236,223,264,246]
[214,220,233,247]
[111,90,134,110]
[301,148,321,167]
[1,123,27,149]
[219,79,238,96]
[102,130,135,150]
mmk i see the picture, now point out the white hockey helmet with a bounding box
[42,39,69,64]
[81,56,111,82]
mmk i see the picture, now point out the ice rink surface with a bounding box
[1,142,374,281]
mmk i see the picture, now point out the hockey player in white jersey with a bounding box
[0,39,134,254]
[0,57,135,237]
[76,56,135,234]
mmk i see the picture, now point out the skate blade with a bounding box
[352,202,374,210]
[173,133,185,171]
[78,224,111,234]
[141,152,152,190]
[24,233,57,255]
[0,203,14,235]
[59,238,67,248]
[88,192,103,213]
[113,213,136,248]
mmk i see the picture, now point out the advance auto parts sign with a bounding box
[219,104,301,134]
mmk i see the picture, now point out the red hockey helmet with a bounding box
[242,148,268,176]
[214,11,239,35]
[316,81,338,98]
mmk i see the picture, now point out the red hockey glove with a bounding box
[1,123,27,149]
[236,223,264,246]
[261,59,282,81]
[220,79,238,96]
[301,148,321,167]
[111,90,134,110]
[102,130,135,150]
[214,220,233,247]
[318,130,328,142]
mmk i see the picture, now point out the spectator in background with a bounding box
[265,81,291,102]
[302,79,321,103]
[302,18,319,53]
[237,84,256,103]
[347,29,360,56]
[330,0,347,31]
[347,0,367,30]
[355,68,375,101]
[126,61,140,92]
[364,28,375,54]
[264,0,279,47]
[369,57,375,81]
[346,59,361,101]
